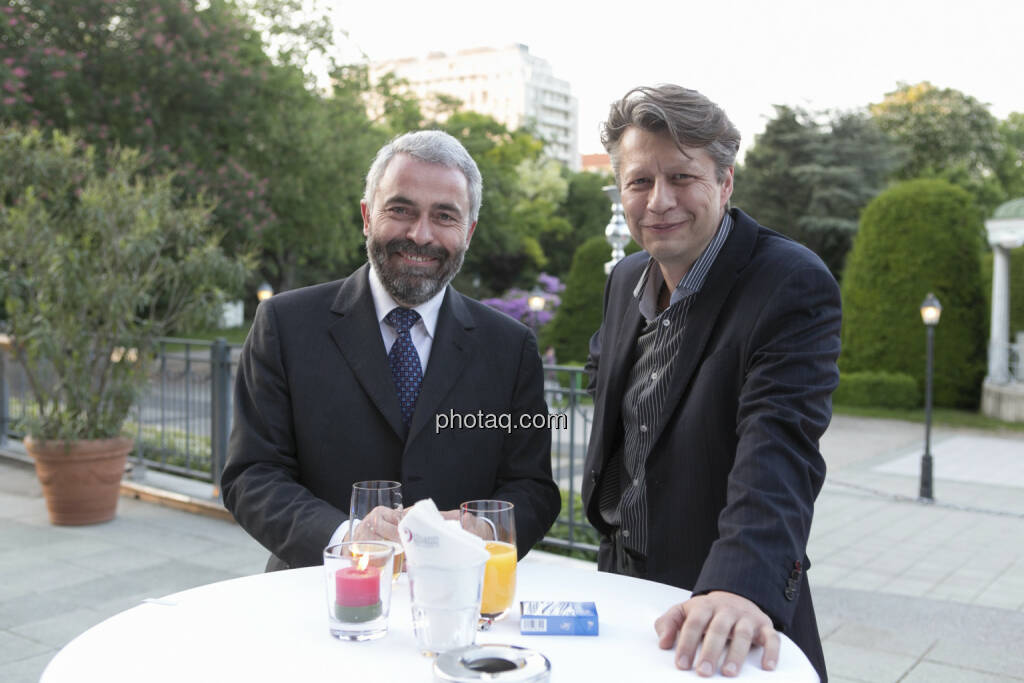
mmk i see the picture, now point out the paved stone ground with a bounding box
[812,416,1024,682]
[2,414,1024,682]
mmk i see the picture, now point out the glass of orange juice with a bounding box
[460,500,516,627]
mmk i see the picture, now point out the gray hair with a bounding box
[601,85,740,184]
[363,130,483,223]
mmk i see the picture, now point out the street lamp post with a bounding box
[602,185,630,275]
[919,292,942,501]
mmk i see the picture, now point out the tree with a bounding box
[733,106,898,278]
[997,113,1024,201]
[248,63,387,291]
[870,82,1008,214]
[546,170,613,278]
[540,238,641,364]
[437,111,556,295]
[839,179,987,409]
[0,0,280,259]
[540,236,612,365]
[0,125,248,439]
[0,1,402,298]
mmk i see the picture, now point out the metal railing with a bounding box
[0,339,599,559]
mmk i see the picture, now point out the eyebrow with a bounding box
[384,194,463,218]
[433,202,463,217]
[384,195,416,208]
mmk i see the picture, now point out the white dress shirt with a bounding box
[367,264,446,375]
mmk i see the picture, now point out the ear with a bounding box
[465,220,478,246]
[360,200,370,237]
[720,166,735,209]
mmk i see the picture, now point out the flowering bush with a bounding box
[0,0,276,255]
[481,273,564,328]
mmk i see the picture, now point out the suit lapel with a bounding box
[405,288,474,446]
[596,293,643,462]
[327,265,406,440]
[648,211,758,449]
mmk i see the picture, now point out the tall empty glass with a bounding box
[460,500,516,626]
[348,480,404,579]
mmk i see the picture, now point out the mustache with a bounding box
[385,239,449,262]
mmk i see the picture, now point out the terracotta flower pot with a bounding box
[24,436,134,525]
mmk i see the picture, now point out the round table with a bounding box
[42,558,818,681]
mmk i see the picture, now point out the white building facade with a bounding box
[370,44,579,170]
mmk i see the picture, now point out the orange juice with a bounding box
[480,541,517,617]
[391,546,405,581]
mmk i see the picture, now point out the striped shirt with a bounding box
[599,212,734,556]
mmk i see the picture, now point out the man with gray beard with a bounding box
[222,130,560,571]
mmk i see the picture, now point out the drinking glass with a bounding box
[459,500,516,626]
[407,561,486,656]
[348,480,404,580]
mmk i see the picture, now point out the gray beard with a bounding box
[366,236,466,306]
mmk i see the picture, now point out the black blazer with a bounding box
[222,264,561,571]
[582,209,840,681]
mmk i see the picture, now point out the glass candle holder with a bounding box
[323,541,394,641]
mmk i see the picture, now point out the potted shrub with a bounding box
[0,126,248,524]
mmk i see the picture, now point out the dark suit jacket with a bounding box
[582,209,840,681]
[222,264,561,571]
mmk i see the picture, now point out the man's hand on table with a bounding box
[654,591,779,678]
[349,507,463,543]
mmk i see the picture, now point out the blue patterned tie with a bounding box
[385,307,423,427]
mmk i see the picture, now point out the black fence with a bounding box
[0,339,598,559]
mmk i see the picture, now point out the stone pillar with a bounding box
[989,244,1011,384]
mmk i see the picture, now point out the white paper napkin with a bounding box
[398,498,490,568]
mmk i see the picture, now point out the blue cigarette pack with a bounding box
[519,601,599,636]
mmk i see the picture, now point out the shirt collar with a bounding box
[367,264,445,340]
[633,211,734,322]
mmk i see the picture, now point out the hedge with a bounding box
[541,236,640,364]
[833,371,920,409]
[839,179,987,409]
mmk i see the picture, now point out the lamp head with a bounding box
[257,282,274,302]
[527,291,546,312]
[920,292,942,327]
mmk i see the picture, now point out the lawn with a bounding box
[833,403,1024,433]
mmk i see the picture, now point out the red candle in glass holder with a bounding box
[334,564,382,622]
[336,566,380,606]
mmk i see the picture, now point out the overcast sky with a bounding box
[319,0,1024,158]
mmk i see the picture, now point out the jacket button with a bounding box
[784,588,796,601]
[590,470,599,482]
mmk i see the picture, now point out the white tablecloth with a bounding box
[42,558,818,681]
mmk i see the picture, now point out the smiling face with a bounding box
[617,127,733,286]
[361,153,477,306]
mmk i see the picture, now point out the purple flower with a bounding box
[537,272,565,293]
